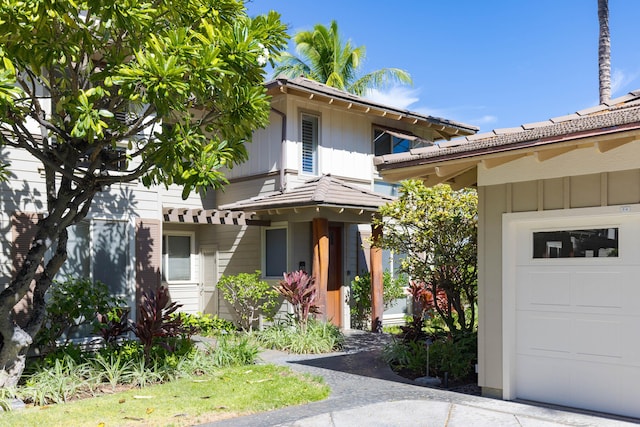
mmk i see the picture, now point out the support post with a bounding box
[370,220,383,332]
[312,218,329,321]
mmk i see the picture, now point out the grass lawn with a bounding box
[0,364,329,427]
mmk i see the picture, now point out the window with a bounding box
[162,234,193,281]
[264,227,287,277]
[533,228,619,258]
[373,127,430,156]
[301,113,318,174]
[55,219,130,296]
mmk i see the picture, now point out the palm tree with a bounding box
[274,20,412,96]
[598,0,611,104]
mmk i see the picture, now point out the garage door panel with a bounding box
[573,271,622,308]
[517,312,571,354]
[516,270,571,307]
[516,355,571,403]
[573,318,621,358]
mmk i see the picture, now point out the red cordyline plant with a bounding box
[134,286,190,359]
[276,270,320,328]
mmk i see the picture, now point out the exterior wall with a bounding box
[476,139,640,396]
[222,93,436,191]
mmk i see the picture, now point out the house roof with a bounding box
[219,174,394,213]
[374,90,640,186]
[265,76,478,141]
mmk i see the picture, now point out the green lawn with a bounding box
[0,364,329,427]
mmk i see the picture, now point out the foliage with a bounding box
[210,334,261,367]
[95,306,131,346]
[275,20,412,95]
[382,339,429,376]
[256,318,344,354]
[428,331,477,381]
[0,0,288,387]
[133,286,192,359]
[34,277,125,353]
[373,182,478,334]
[218,271,279,332]
[3,365,329,427]
[383,331,477,382]
[275,270,320,328]
[170,312,237,336]
[349,270,407,330]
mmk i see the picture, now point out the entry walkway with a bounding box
[203,331,639,427]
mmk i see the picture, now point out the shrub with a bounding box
[218,271,279,332]
[170,312,236,336]
[95,306,131,345]
[350,271,407,330]
[257,318,344,354]
[35,277,125,353]
[133,286,192,359]
[428,331,477,381]
[276,270,320,328]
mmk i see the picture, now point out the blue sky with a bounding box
[247,0,640,133]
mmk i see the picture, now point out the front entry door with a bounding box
[326,226,342,327]
[199,245,218,314]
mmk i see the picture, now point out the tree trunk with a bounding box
[598,0,611,104]
[0,183,95,387]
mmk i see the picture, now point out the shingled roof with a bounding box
[219,174,394,212]
[265,76,478,141]
[374,91,640,185]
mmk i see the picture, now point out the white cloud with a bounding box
[611,68,640,96]
[364,86,420,110]
[468,115,498,126]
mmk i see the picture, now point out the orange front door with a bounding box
[326,226,342,327]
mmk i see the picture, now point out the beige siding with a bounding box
[479,168,640,395]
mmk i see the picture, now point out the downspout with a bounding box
[271,107,287,192]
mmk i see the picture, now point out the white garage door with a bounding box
[505,208,640,418]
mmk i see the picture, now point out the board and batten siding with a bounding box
[477,138,640,396]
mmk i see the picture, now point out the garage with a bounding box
[503,206,640,418]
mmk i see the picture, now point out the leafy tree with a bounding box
[218,271,279,332]
[274,20,412,95]
[372,181,478,334]
[0,0,287,387]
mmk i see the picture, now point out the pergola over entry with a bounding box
[220,174,394,330]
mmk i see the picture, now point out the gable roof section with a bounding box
[219,174,394,213]
[265,76,478,141]
[374,91,640,185]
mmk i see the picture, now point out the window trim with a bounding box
[262,222,288,279]
[300,112,320,175]
[162,231,196,283]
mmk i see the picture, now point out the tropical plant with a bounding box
[35,277,125,353]
[349,270,407,330]
[133,286,191,359]
[170,312,236,336]
[0,0,287,387]
[218,271,279,332]
[257,318,343,354]
[276,270,320,328]
[274,20,412,95]
[373,181,478,334]
[95,306,131,346]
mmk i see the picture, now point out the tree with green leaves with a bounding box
[0,0,287,387]
[372,181,478,334]
[274,20,412,95]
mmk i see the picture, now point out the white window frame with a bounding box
[300,112,319,175]
[162,231,196,284]
[262,222,288,279]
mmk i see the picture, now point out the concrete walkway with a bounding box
[202,331,639,427]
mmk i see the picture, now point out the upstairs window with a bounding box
[301,113,319,174]
[373,127,430,156]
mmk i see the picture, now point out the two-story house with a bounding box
[5,76,477,331]
[161,76,478,328]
